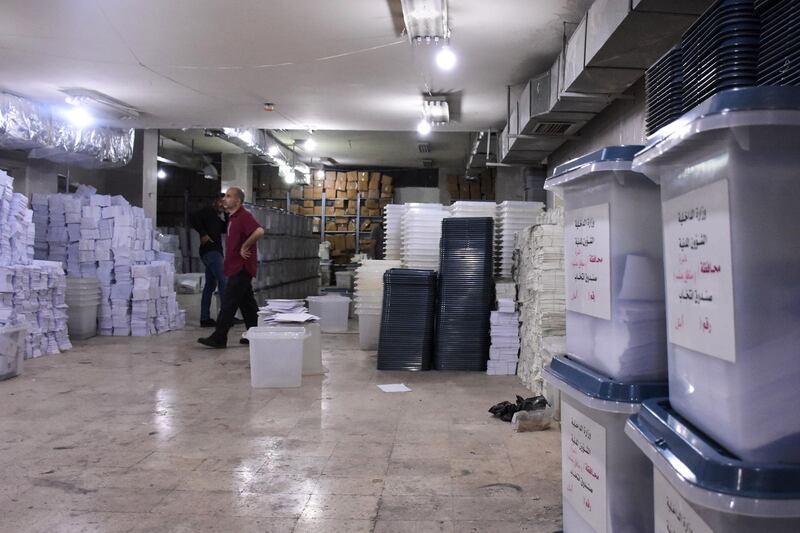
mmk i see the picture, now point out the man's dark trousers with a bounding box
[211,270,259,344]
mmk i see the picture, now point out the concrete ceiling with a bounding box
[0,0,592,134]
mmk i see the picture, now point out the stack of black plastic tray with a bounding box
[646,46,684,136]
[435,217,494,371]
[681,0,760,113]
[755,0,800,85]
[377,268,437,371]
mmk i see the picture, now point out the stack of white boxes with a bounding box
[32,186,185,337]
[515,209,566,394]
[0,170,71,359]
[487,282,521,375]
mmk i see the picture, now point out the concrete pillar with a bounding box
[141,129,158,220]
[221,153,253,203]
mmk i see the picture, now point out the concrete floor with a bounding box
[0,324,563,533]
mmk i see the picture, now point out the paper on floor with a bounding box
[377,383,412,393]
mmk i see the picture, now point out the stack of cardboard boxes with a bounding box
[252,169,395,262]
[446,173,495,201]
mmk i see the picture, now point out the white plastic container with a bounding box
[246,327,308,388]
[307,295,350,333]
[545,146,666,381]
[66,302,100,340]
[0,324,26,380]
[357,313,381,351]
[626,399,800,533]
[335,270,354,290]
[632,87,800,463]
[254,322,323,376]
[543,356,668,533]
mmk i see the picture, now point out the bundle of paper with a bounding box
[514,209,567,393]
[32,189,185,338]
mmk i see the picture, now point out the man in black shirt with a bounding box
[367,221,384,260]
[191,194,229,327]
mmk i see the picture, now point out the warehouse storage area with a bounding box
[1,0,799,531]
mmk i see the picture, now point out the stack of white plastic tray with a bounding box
[383,204,406,261]
[401,203,450,271]
[495,201,545,277]
[354,259,401,350]
[449,201,497,219]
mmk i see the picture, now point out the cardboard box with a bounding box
[348,220,356,231]
[368,209,381,217]
[361,206,369,216]
[336,217,349,224]
[334,199,345,208]
[335,174,347,191]
[314,206,323,216]
[334,208,347,216]
[347,190,358,200]
[302,207,314,216]
[469,182,480,199]
[381,191,393,199]
[325,236,336,247]
[325,171,337,182]
[381,183,393,195]
[369,173,381,190]
[346,206,357,215]
[334,235,346,250]
[345,235,356,250]
[368,189,380,200]
[358,172,369,191]
[365,199,379,209]
[326,222,337,231]
[380,198,391,208]
[346,181,358,191]
[325,177,336,190]
[381,175,393,187]
[290,186,303,199]
[303,200,314,208]
[326,206,335,216]
[347,171,358,182]
[361,220,372,231]
[291,205,301,214]
[337,224,348,231]
[313,187,323,200]
[336,190,348,200]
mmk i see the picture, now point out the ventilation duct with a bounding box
[499,0,714,166]
[0,92,134,168]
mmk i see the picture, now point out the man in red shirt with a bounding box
[198,187,264,348]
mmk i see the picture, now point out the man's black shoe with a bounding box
[200,319,217,328]
[197,337,226,349]
[240,338,250,346]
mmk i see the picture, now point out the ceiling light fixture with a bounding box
[157,169,167,179]
[422,96,450,125]
[280,164,294,184]
[315,169,325,179]
[436,46,457,70]
[417,119,432,136]
[304,138,317,152]
[65,106,94,129]
[400,0,449,44]
[60,88,140,119]
[267,144,280,157]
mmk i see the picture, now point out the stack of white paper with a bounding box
[31,188,185,338]
[487,298,521,376]
[0,172,71,359]
[515,209,566,393]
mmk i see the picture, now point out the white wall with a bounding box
[394,187,440,204]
